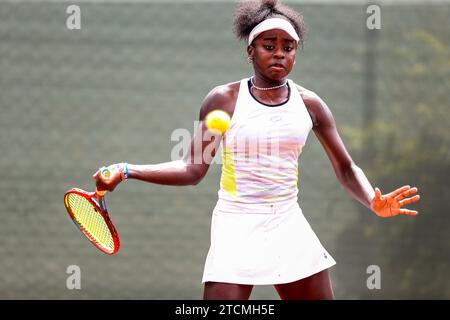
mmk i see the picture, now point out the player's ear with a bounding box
[247,45,254,60]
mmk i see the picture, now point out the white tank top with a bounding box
[218,78,313,204]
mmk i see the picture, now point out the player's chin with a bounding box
[266,67,290,80]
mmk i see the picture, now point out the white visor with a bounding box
[248,17,299,46]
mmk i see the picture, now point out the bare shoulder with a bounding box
[295,83,323,109]
[199,81,241,121]
[294,83,333,128]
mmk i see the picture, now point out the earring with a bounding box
[247,56,253,64]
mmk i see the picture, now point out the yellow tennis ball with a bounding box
[205,110,231,135]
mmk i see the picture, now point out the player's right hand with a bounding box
[92,164,123,192]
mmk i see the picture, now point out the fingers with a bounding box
[92,169,100,180]
[394,187,418,201]
[387,185,411,198]
[374,187,382,200]
[398,208,418,216]
[399,194,421,206]
[92,164,122,192]
[92,166,106,180]
[92,166,108,190]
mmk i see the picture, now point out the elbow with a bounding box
[188,166,206,186]
[335,160,356,183]
[190,175,203,186]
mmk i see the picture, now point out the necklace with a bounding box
[250,77,287,91]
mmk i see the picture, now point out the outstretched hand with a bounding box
[370,185,420,218]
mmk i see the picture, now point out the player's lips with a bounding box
[269,63,286,70]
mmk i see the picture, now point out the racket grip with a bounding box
[96,189,107,197]
[95,167,111,197]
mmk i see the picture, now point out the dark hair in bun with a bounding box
[233,0,307,48]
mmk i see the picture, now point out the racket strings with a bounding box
[67,193,115,252]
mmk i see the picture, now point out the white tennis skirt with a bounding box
[202,197,336,285]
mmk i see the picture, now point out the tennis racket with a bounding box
[64,168,120,255]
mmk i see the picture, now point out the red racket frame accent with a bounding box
[64,188,120,255]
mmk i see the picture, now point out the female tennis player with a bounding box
[93,0,420,300]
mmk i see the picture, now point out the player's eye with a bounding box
[264,45,275,51]
[285,47,293,52]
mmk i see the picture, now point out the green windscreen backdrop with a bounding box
[0,0,449,299]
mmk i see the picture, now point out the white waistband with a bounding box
[214,197,299,215]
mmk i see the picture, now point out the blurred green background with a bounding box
[0,0,448,299]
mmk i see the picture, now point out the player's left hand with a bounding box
[370,185,420,218]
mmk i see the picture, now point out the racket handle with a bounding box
[95,167,111,197]
[96,189,107,197]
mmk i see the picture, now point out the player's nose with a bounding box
[273,47,285,59]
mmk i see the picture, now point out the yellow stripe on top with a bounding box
[220,146,237,196]
[216,78,313,204]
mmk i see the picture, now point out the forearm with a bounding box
[338,162,375,209]
[127,160,201,186]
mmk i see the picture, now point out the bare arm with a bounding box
[300,86,420,217]
[301,88,374,208]
[126,120,220,186]
[94,84,238,191]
